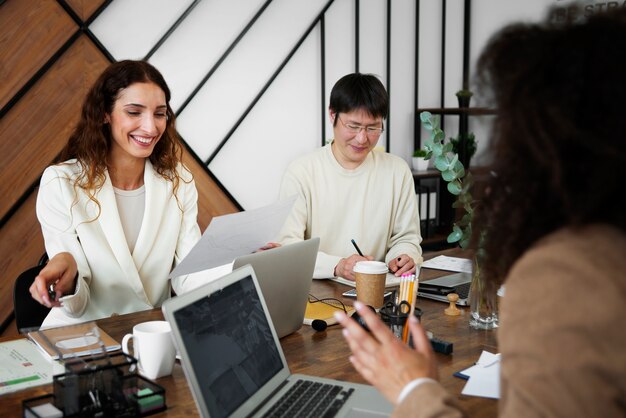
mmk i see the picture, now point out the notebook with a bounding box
[232,238,319,338]
[162,264,392,418]
[28,322,120,360]
[418,272,472,306]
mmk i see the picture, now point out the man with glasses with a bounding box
[277,73,422,281]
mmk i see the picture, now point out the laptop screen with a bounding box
[171,275,283,418]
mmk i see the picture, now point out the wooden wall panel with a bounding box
[0,0,76,110]
[182,150,240,231]
[64,0,107,21]
[0,36,109,221]
[0,193,44,333]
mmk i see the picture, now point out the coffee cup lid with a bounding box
[353,261,388,274]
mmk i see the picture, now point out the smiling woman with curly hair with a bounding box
[30,60,207,327]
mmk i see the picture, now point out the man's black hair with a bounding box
[329,73,388,126]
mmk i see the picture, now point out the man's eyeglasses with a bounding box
[338,117,384,138]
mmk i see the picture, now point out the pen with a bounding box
[351,239,364,257]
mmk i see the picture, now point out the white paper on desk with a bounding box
[169,196,296,278]
[421,255,473,273]
[0,339,65,395]
[461,350,501,399]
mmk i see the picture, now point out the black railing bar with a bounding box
[206,0,335,164]
[355,0,359,72]
[320,14,326,147]
[440,0,446,131]
[0,30,81,120]
[386,0,391,151]
[462,0,471,90]
[143,0,202,61]
[56,0,116,62]
[176,0,273,116]
[414,0,420,151]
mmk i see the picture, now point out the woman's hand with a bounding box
[334,301,438,404]
[29,252,78,308]
[334,254,374,281]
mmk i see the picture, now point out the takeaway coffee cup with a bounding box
[122,321,176,380]
[354,261,389,308]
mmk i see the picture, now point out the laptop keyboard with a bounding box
[455,282,471,299]
[262,379,354,418]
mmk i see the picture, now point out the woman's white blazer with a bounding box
[37,159,202,327]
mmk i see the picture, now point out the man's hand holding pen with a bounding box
[338,239,416,280]
[388,254,416,277]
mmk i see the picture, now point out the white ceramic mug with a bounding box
[122,320,176,380]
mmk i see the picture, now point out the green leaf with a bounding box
[442,142,453,154]
[447,226,462,243]
[433,130,445,142]
[442,169,456,182]
[420,111,432,123]
[448,180,462,195]
[434,155,449,171]
[432,143,444,157]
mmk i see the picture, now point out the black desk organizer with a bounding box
[23,352,166,417]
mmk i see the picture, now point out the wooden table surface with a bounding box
[0,251,498,417]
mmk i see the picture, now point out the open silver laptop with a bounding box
[418,272,472,306]
[162,264,392,418]
[232,238,319,338]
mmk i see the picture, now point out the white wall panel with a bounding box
[176,0,328,162]
[89,0,194,60]
[389,0,416,161]
[209,32,321,209]
[418,0,442,108]
[359,0,387,78]
[149,0,266,111]
[324,0,356,143]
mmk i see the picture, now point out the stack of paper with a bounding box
[457,350,501,399]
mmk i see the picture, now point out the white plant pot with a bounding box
[412,157,429,171]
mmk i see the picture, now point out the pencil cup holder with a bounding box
[23,352,166,417]
[379,302,423,340]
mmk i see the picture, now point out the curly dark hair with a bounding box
[58,60,185,215]
[472,6,626,286]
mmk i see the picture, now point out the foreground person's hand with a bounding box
[335,301,438,403]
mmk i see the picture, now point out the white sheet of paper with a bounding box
[461,350,501,399]
[421,255,473,273]
[169,197,296,278]
[0,339,65,395]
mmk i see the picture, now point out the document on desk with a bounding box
[169,196,296,278]
[460,350,501,399]
[0,339,65,395]
[421,255,473,274]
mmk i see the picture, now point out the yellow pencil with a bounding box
[402,277,415,343]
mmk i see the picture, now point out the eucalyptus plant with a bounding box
[419,111,474,248]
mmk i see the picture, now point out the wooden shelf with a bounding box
[411,169,440,179]
[417,107,497,116]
